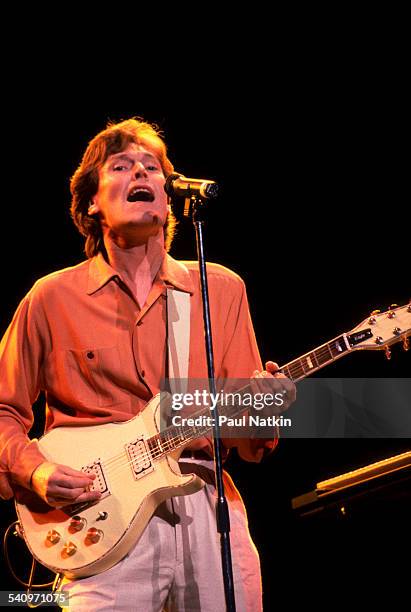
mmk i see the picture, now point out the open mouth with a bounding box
[127,186,155,203]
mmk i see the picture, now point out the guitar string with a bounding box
[97,441,194,483]
[95,407,240,479]
[86,342,348,480]
[101,383,292,474]
[102,427,211,478]
[102,340,342,473]
[97,380,304,477]
[87,325,411,480]
[100,414,212,469]
[91,417,211,477]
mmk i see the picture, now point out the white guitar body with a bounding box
[15,395,204,578]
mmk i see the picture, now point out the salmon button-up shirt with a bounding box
[0,253,277,499]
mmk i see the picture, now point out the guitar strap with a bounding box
[166,286,191,395]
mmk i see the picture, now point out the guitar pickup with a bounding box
[63,460,110,516]
[82,460,110,496]
[125,438,154,480]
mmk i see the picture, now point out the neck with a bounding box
[103,231,166,305]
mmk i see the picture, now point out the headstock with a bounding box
[347,302,411,359]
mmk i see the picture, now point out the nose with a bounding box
[134,162,148,179]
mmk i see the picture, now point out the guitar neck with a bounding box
[148,321,386,459]
[147,334,352,458]
[280,333,351,382]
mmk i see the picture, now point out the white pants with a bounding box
[61,459,263,611]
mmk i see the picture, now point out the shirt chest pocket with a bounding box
[64,345,129,408]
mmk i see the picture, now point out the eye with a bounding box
[113,164,128,171]
[147,164,160,171]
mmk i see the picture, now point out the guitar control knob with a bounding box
[388,310,396,319]
[62,541,77,557]
[46,529,61,545]
[69,516,86,532]
[393,327,402,336]
[375,336,384,345]
[97,511,108,521]
[86,528,103,544]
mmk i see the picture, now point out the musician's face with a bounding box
[89,142,169,242]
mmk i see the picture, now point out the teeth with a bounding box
[127,186,154,202]
[130,187,151,196]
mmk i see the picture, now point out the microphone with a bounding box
[164,172,219,200]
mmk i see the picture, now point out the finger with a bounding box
[46,488,102,506]
[265,361,280,373]
[61,465,96,480]
[47,485,91,501]
[74,490,102,503]
[55,475,97,489]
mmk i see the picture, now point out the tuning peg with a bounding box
[403,336,410,351]
[369,309,380,324]
[385,346,392,360]
[388,306,397,319]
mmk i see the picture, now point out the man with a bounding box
[0,118,295,611]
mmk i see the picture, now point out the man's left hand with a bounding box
[251,361,296,414]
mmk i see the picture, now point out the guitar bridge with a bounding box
[125,438,154,480]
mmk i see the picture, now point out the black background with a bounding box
[1,26,410,610]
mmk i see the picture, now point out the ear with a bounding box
[88,200,99,215]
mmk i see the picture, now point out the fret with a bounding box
[309,350,320,369]
[147,437,162,455]
[321,342,334,361]
[300,352,318,372]
[315,349,329,368]
[288,361,305,381]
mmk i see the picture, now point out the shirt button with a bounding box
[86,351,95,359]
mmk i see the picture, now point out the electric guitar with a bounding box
[15,303,411,578]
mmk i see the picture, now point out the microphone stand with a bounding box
[184,194,236,612]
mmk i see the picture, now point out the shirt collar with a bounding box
[87,251,194,295]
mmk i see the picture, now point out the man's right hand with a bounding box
[30,461,102,508]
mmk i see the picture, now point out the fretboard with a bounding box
[280,334,350,382]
